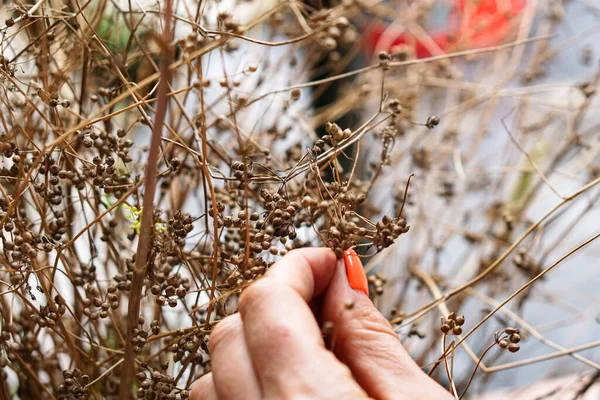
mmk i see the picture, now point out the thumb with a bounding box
[321,258,453,400]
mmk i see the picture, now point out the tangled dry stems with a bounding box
[0,0,599,399]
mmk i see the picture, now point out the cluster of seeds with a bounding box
[441,312,466,336]
[57,369,90,400]
[259,190,300,240]
[131,316,151,353]
[167,329,209,365]
[136,367,190,399]
[497,327,522,353]
[81,283,117,320]
[5,228,40,264]
[368,272,387,296]
[372,215,410,250]
[324,121,352,144]
[72,263,96,286]
[166,211,194,245]
[152,272,190,308]
[300,194,332,222]
[230,160,254,185]
[87,154,118,188]
[0,141,19,161]
[114,269,133,292]
[31,296,67,327]
[316,13,355,52]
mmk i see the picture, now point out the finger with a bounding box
[209,314,261,399]
[239,248,366,398]
[264,247,337,301]
[190,372,218,400]
[322,258,453,400]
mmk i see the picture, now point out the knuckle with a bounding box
[263,320,294,345]
[343,302,403,346]
[349,317,399,349]
[352,301,396,336]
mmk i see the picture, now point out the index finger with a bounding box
[238,248,364,398]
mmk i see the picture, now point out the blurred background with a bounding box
[345,0,600,398]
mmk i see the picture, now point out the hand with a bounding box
[191,248,453,399]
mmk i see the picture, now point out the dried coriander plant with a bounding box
[1,0,600,399]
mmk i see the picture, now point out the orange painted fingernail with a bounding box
[343,248,369,296]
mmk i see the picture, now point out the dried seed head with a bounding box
[426,116,440,129]
[378,51,390,61]
[507,343,520,353]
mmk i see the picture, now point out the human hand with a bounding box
[191,248,453,399]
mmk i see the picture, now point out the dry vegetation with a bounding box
[0,0,599,399]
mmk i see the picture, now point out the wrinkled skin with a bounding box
[192,248,454,400]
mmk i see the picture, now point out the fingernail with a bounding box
[343,248,369,296]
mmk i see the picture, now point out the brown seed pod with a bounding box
[507,343,520,353]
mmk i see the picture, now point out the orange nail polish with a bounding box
[343,248,369,296]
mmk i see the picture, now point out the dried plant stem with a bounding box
[86,358,124,389]
[421,224,600,379]
[246,34,553,106]
[458,342,496,400]
[0,0,45,31]
[501,112,564,199]
[119,0,173,397]
[395,175,600,329]
[442,231,600,367]
[195,58,221,327]
[11,352,56,399]
[467,288,600,371]
[485,339,600,372]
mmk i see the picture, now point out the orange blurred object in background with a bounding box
[364,0,527,58]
